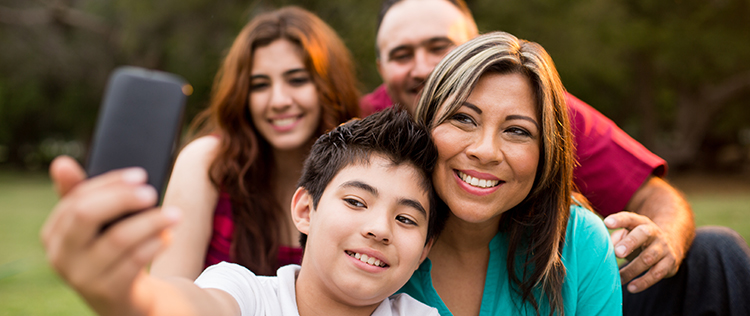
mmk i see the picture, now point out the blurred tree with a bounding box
[0,0,747,171]
[472,0,750,169]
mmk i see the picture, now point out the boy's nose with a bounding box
[363,212,393,244]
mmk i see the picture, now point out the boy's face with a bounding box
[292,154,432,306]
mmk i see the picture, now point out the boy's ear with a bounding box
[418,238,435,266]
[291,187,313,235]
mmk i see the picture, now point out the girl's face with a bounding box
[431,72,540,225]
[249,39,321,151]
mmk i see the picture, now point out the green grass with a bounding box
[0,170,747,315]
[0,171,94,316]
[690,195,750,241]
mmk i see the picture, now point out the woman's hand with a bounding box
[41,156,181,315]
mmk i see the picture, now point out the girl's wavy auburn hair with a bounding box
[190,6,359,275]
[415,31,575,316]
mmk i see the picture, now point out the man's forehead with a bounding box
[377,0,471,51]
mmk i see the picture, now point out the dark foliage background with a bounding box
[1,0,748,173]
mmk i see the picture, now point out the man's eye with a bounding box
[390,51,412,62]
[396,215,417,226]
[430,45,451,54]
[344,198,365,208]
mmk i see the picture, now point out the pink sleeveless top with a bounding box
[203,191,303,271]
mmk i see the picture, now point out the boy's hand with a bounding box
[41,156,181,315]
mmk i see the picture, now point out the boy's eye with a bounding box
[344,198,365,208]
[396,215,417,226]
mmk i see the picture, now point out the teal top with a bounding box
[400,205,622,316]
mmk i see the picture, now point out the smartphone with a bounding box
[86,66,190,205]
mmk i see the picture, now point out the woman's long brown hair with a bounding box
[416,32,575,315]
[189,6,359,275]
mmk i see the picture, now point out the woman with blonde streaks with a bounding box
[399,31,622,316]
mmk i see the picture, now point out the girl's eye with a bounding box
[450,113,476,126]
[396,215,417,226]
[250,82,269,91]
[288,76,311,86]
[344,198,365,208]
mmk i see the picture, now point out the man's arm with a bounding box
[604,175,696,293]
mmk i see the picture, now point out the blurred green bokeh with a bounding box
[0,0,749,171]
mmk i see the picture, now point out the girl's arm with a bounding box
[150,136,222,279]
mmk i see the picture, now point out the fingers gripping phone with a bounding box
[86,66,190,206]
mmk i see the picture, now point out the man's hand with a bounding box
[604,176,694,293]
[604,212,684,293]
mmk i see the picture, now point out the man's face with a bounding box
[376,0,475,113]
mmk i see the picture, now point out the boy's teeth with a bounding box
[347,251,386,267]
[458,171,499,188]
[272,117,296,127]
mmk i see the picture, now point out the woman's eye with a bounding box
[396,215,417,226]
[344,198,365,208]
[506,127,531,137]
[450,113,476,126]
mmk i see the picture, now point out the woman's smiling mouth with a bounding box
[456,170,501,188]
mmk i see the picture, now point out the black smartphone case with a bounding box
[86,66,188,203]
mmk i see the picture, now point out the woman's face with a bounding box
[431,72,540,225]
[249,39,321,151]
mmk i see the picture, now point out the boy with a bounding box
[41,108,443,316]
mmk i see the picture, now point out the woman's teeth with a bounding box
[457,171,500,188]
[272,117,296,127]
[346,251,387,267]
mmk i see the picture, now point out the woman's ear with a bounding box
[291,187,313,235]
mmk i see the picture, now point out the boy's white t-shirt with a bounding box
[194,262,439,316]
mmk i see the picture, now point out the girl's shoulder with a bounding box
[173,136,222,166]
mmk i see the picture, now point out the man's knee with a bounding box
[686,226,750,266]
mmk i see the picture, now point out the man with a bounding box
[362,0,750,315]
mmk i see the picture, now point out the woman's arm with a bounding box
[150,136,222,279]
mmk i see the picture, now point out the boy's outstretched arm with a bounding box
[41,156,239,316]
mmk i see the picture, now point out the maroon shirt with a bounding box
[361,85,666,216]
[204,191,303,271]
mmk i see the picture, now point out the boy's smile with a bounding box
[293,154,432,309]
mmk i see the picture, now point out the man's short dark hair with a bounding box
[297,107,446,248]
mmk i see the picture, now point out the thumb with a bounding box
[50,156,87,197]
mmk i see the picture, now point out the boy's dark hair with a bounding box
[297,107,446,249]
